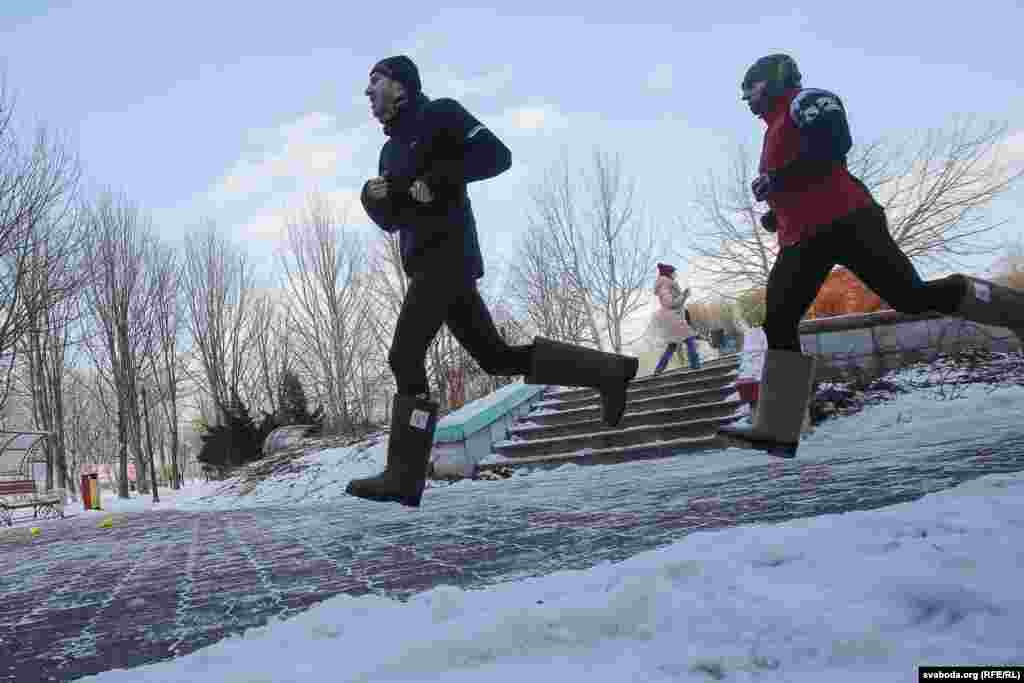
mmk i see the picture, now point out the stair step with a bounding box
[543,358,740,403]
[548,358,741,401]
[479,434,727,472]
[510,399,744,441]
[535,369,738,411]
[523,386,740,427]
[495,415,736,459]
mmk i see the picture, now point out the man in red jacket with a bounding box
[720,54,1024,458]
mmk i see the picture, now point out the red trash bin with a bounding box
[81,473,100,510]
[81,473,92,510]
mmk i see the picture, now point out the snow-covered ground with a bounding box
[71,359,1024,681]
[83,473,1024,682]
[156,362,1024,513]
[81,377,1024,516]
[74,479,218,516]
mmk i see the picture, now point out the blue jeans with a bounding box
[684,337,700,369]
[655,338,700,374]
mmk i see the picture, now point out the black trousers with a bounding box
[389,274,532,396]
[765,205,966,351]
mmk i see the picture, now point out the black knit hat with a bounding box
[742,54,801,95]
[370,55,422,95]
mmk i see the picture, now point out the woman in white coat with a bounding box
[651,263,701,374]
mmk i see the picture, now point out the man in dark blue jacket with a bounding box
[349,56,639,508]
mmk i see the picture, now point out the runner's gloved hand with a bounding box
[364,176,390,201]
[410,178,434,203]
[751,173,776,201]
[382,171,413,199]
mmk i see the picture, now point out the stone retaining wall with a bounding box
[797,310,1021,381]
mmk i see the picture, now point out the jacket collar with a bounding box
[383,92,430,138]
[759,87,801,125]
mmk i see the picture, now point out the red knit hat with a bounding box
[656,262,676,276]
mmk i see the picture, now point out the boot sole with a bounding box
[345,485,422,508]
[718,429,798,459]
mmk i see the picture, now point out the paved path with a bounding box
[2,432,1023,682]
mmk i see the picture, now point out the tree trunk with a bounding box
[117,403,129,498]
[170,418,181,490]
[130,387,150,494]
[141,386,159,503]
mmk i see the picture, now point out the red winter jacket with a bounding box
[759,88,874,247]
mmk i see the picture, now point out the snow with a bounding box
[525,406,559,416]
[72,479,222,516]
[82,360,1022,513]
[66,358,1024,680]
[174,437,391,512]
[533,398,567,407]
[437,381,540,430]
[83,472,1024,682]
[478,452,512,465]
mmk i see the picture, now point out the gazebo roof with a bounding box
[0,430,50,477]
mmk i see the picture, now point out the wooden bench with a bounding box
[0,479,65,527]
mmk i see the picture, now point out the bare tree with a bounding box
[19,201,88,494]
[182,221,258,416]
[81,191,160,498]
[687,144,778,294]
[278,194,372,431]
[147,243,186,489]
[508,221,593,344]
[249,291,290,418]
[363,232,408,417]
[526,150,604,348]
[63,368,118,492]
[525,147,662,352]
[0,86,84,411]
[688,118,1024,294]
[878,118,1023,271]
[365,232,408,352]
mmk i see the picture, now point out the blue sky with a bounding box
[2,2,1023,291]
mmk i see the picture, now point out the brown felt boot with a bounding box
[526,336,640,427]
[718,349,816,458]
[951,275,1024,345]
[345,393,438,508]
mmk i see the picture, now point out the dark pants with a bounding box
[764,206,966,351]
[389,275,532,396]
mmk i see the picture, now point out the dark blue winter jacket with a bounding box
[360,94,511,280]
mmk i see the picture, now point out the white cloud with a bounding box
[236,187,367,243]
[1002,129,1024,165]
[493,104,570,134]
[428,66,512,99]
[646,63,674,91]
[239,211,288,242]
[209,114,378,203]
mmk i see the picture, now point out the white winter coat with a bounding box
[649,275,694,344]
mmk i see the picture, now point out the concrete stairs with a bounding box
[481,353,743,472]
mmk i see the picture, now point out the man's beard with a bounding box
[375,92,407,124]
